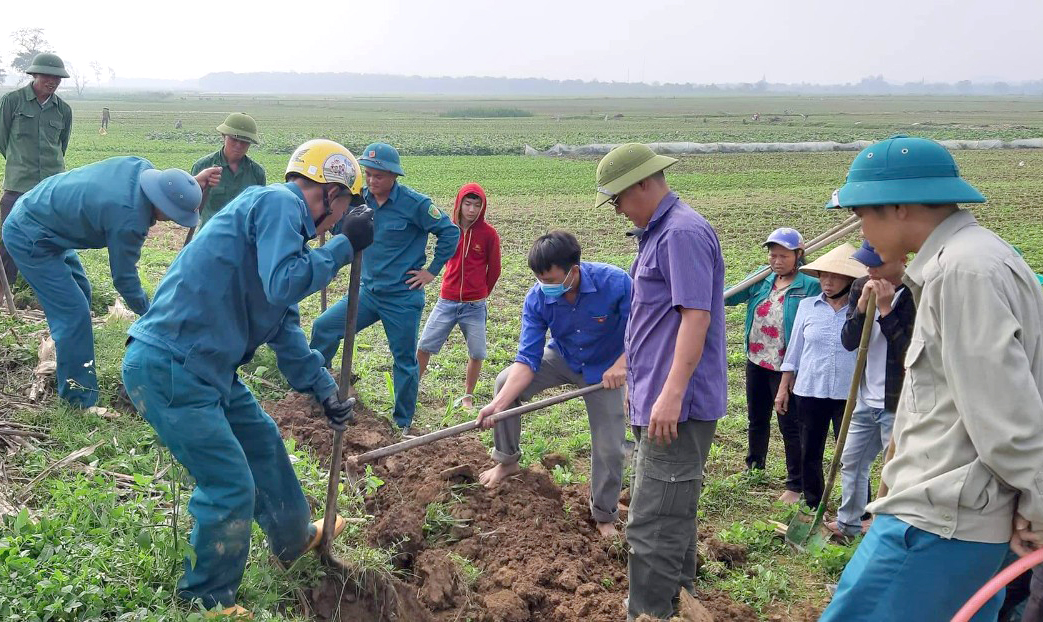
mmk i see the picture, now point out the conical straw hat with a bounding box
[799,242,867,280]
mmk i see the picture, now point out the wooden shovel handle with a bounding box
[351,383,606,465]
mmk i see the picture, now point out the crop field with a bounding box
[1,94,1042,620]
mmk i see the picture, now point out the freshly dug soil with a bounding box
[267,392,759,622]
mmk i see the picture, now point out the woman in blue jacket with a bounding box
[726,228,820,503]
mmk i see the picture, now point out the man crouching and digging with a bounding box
[476,231,631,538]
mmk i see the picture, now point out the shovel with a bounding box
[318,250,364,572]
[349,383,606,467]
[785,292,876,551]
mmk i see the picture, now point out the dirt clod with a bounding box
[704,538,748,568]
[482,589,529,622]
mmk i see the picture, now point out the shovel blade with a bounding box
[785,507,816,550]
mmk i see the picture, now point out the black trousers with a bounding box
[0,190,23,288]
[745,360,802,491]
[795,395,844,509]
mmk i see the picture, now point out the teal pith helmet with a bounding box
[25,52,70,78]
[826,135,985,209]
[140,168,202,228]
[357,142,405,176]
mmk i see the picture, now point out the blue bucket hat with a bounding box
[140,168,202,228]
[852,240,884,268]
[763,227,804,250]
[826,135,985,209]
[357,142,405,176]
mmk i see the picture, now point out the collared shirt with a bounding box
[360,182,460,294]
[781,294,857,400]
[0,83,73,192]
[191,148,267,227]
[7,157,157,315]
[870,209,1043,543]
[516,261,631,384]
[841,276,915,411]
[626,192,727,426]
[129,182,353,402]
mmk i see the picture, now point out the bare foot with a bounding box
[479,462,521,488]
[596,521,618,538]
[778,490,801,505]
[461,395,474,409]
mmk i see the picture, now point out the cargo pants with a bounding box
[626,418,717,621]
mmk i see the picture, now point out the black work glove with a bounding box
[342,206,374,253]
[322,394,356,428]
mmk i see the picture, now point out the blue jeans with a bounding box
[122,340,313,609]
[418,298,487,360]
[2,217,97,407]
[836,404,894,535]
[821,514,1008,622]
[310,286,424,427]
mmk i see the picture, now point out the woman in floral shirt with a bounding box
[726,228,821,503]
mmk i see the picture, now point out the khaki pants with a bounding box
[626,418,717,621]
[490,347,626,524]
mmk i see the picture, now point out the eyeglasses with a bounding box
[607,194,621,208]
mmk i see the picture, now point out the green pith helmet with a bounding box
[217,112,260,145]
[25,52,70,78]
[358,142,405,176]
[594,143,678,207]
[826,135,985,209]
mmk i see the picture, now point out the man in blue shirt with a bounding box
[477,231,630,538]
[1,156,216,408]
[310,142,459,430]
[121,139,373,617]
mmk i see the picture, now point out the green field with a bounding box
[2,94,1043,620]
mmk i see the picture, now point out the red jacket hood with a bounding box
[454,182,487,228]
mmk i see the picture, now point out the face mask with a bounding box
[539,266,575,300]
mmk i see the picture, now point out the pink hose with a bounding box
[951,547,1043,622]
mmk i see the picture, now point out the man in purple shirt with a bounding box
[596,143,727,620]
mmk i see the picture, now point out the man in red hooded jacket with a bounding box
[418,182,501,407]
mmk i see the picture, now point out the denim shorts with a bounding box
[418,298,487,360]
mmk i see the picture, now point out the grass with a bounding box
[1,93,1042,619]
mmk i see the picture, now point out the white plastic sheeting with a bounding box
[524,138,1043,157]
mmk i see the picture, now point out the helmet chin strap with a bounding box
[827,284,852,300]
[313,186,335,229]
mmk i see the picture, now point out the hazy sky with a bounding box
[5,0,1041,85]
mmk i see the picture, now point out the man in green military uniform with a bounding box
[190,112,267,228]
[0,52,74,288]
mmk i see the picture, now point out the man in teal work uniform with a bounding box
[0,52,74,288]
[121,139,374,617]
[310,142,460,430]
[190,112,267,228]
[1,157,213,408]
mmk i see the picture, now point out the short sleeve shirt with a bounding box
[748,284,788,370]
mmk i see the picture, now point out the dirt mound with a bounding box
[267,392,758,622]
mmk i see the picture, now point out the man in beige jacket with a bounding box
[819,136,1043,622]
